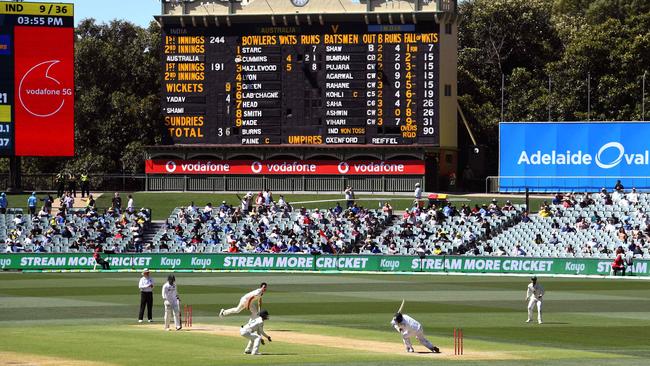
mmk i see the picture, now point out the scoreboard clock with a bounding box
[161,21,440,146]
[290,0,310,7]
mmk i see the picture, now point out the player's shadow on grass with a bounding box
[261,353,298,355]
[540,322,569,325]
[268,329,293,332]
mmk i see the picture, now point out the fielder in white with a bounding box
[240,309,272,355]
[162,275,181,331]
[220,282,267,318]
[526,276,545,324]
[391,302,440,353]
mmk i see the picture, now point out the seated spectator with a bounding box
[618,228,629,242]
[552,193,562,205]
[561,223,575,233]
[549,234,560,245]
[520,211,531,223]
[502,200,515,211]
[512,244,526,257]
[539,206,552,218]
[433,245,444,255]
[628,188,639,205]
[550,219,560,230]
[34,242,47,253]
[534,234,544,245]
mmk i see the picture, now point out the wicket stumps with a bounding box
[453,328,463,355]
[183,305,193,328]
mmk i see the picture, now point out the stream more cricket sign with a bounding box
[1,253,648,277]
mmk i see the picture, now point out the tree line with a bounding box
[7,0,650,177]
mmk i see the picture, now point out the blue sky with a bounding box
[70,0,160,27]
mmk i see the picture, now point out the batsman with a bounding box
[390,300,440,353]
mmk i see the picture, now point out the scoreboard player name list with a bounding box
[162,24,440,146]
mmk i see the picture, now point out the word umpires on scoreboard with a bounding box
[161,22,440,146]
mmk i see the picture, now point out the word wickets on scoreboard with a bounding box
[0,2,74,156]
[162,22,439,146]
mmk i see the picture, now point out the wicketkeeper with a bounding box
[240,309,272,355]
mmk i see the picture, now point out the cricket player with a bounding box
[220,282,267,318]
[240,309,272,355]
[526,276,545,324]
[162,275,181,331]
[391,312,440,353]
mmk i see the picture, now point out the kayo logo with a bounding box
[19,60,71,118]
[517,141,650,170]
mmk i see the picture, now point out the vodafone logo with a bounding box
[165,161,177,173]
[18,60,71,118]
[251,161,263,174]
[337,162,350,174]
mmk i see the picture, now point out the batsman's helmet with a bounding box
[394,313,403,323]
[531,276,537,282]
[259,309,269,320]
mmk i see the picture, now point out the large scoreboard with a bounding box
[162,21,440,146]
[0,1,74,156]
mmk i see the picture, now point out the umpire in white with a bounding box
[138,268,154,323]
[162,274,181,330]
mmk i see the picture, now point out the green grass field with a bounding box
[1,272,649,365]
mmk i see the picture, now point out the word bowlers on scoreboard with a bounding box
[0,2,74,156]
[162,22,439,146]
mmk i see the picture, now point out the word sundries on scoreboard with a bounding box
[162,22,440,146]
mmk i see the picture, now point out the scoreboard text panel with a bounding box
[162,22,439,146]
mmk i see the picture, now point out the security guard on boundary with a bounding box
[80,172,90,198]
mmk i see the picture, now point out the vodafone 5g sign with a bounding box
[13,26,74,156]
[499,122,650,192]
[146,160,425,175]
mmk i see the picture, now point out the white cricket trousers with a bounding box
[240,328,262,354]
[402,330,435,351]
[223,296,259,317]
[527,297,543,323]
[164,299,180,329]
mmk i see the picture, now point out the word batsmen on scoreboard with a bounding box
[0,2,74,157]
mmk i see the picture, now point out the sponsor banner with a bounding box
[14,26,74,156]
[499,122,650,192]
[1,253,648,277]
[145,159,425,175]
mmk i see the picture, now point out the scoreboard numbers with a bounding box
[162,22,439,146]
